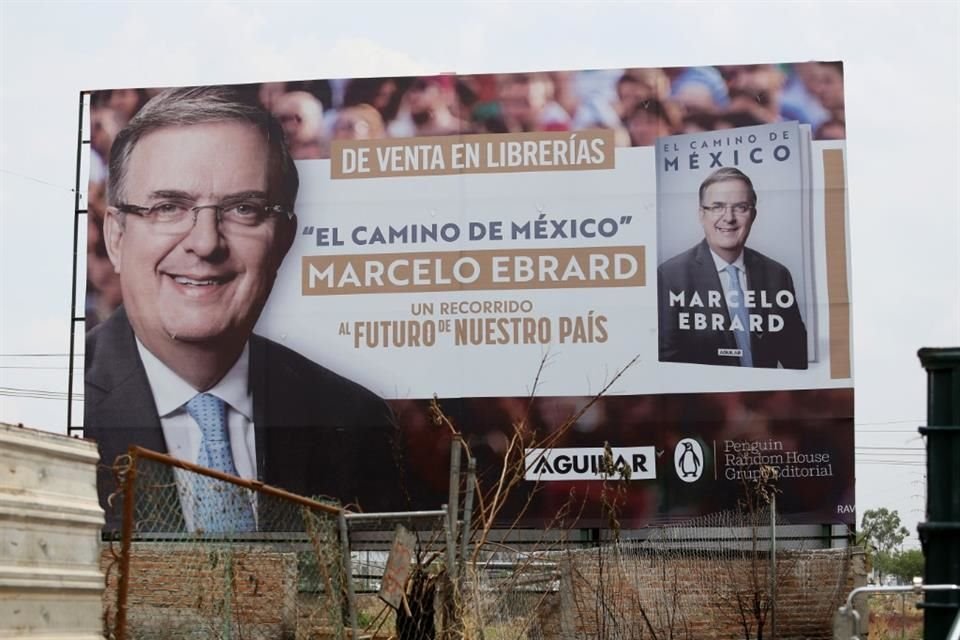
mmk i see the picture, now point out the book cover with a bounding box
[655,122,813,369]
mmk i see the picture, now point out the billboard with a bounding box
[83,62,853,531]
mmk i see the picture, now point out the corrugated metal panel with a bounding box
[0,422,105,639]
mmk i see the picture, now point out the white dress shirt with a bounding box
[136,340,258,530]
[708,250,748,313]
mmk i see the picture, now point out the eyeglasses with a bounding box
[113,198,293,235]
[700,202,753,217]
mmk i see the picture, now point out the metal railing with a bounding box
[835,579,960,640]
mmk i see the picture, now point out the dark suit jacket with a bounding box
[84,306,403,531]
[657,240,808,369]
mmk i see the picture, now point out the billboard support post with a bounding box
[918,347,960,640]
[67,92,87,437]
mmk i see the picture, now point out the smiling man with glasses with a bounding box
[657,167,808,369]
[85,86,400,532]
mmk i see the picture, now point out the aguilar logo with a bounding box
[674,438,704,483]
[524,446,657,481]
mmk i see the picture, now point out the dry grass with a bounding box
[867,593,923,640]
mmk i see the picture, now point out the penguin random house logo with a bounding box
[523,446,657,481]
[674,438,705,483]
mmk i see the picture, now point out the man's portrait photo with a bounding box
[83,86,400,531]
[657,167,809,369]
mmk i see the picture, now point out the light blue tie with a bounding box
[724,265,754,367]
[185,393,255,533]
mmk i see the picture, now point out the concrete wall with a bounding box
[0,422,105,639]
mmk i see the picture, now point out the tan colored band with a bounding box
[823,149,851,379]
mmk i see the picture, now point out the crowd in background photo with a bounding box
[85,62,845,324]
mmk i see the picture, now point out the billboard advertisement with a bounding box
[83,62,853,531]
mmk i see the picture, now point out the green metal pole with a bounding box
[917,347,960,640]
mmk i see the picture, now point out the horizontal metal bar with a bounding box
[918,522,960,532]
[130,446,343,516]
[842,583,960,611]
[129,533,325,543]
[479,561,559,569]
[344,509,447,521]
[918,347,960,366]
[919,425,960,433]
[918,602,960,610]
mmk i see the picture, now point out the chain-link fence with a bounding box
[101,446,862,639]
[103,447,349,640]
[456,510,860,640]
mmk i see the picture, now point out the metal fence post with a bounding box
[441,502,458,637]
[459,456,476,580]
[447,438,462,582]
[115,448,138,640]
[770,492,777,639]
[338,512,358,638]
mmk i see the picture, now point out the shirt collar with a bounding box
[136,339,252,420]
[708,248,746,274]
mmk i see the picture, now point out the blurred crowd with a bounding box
[85,63,845,324]
[251,62,845,158]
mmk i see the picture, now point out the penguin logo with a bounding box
[674,438,704,483]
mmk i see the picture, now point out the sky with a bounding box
[1,1,957,548]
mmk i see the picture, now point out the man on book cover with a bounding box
[657,167,808,369]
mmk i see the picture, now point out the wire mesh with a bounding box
[458,510,858,640]
[103,449,860,639]
[105,449,348,640]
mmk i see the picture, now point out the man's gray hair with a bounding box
[698,167,757,208]
[107,85,299,210]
